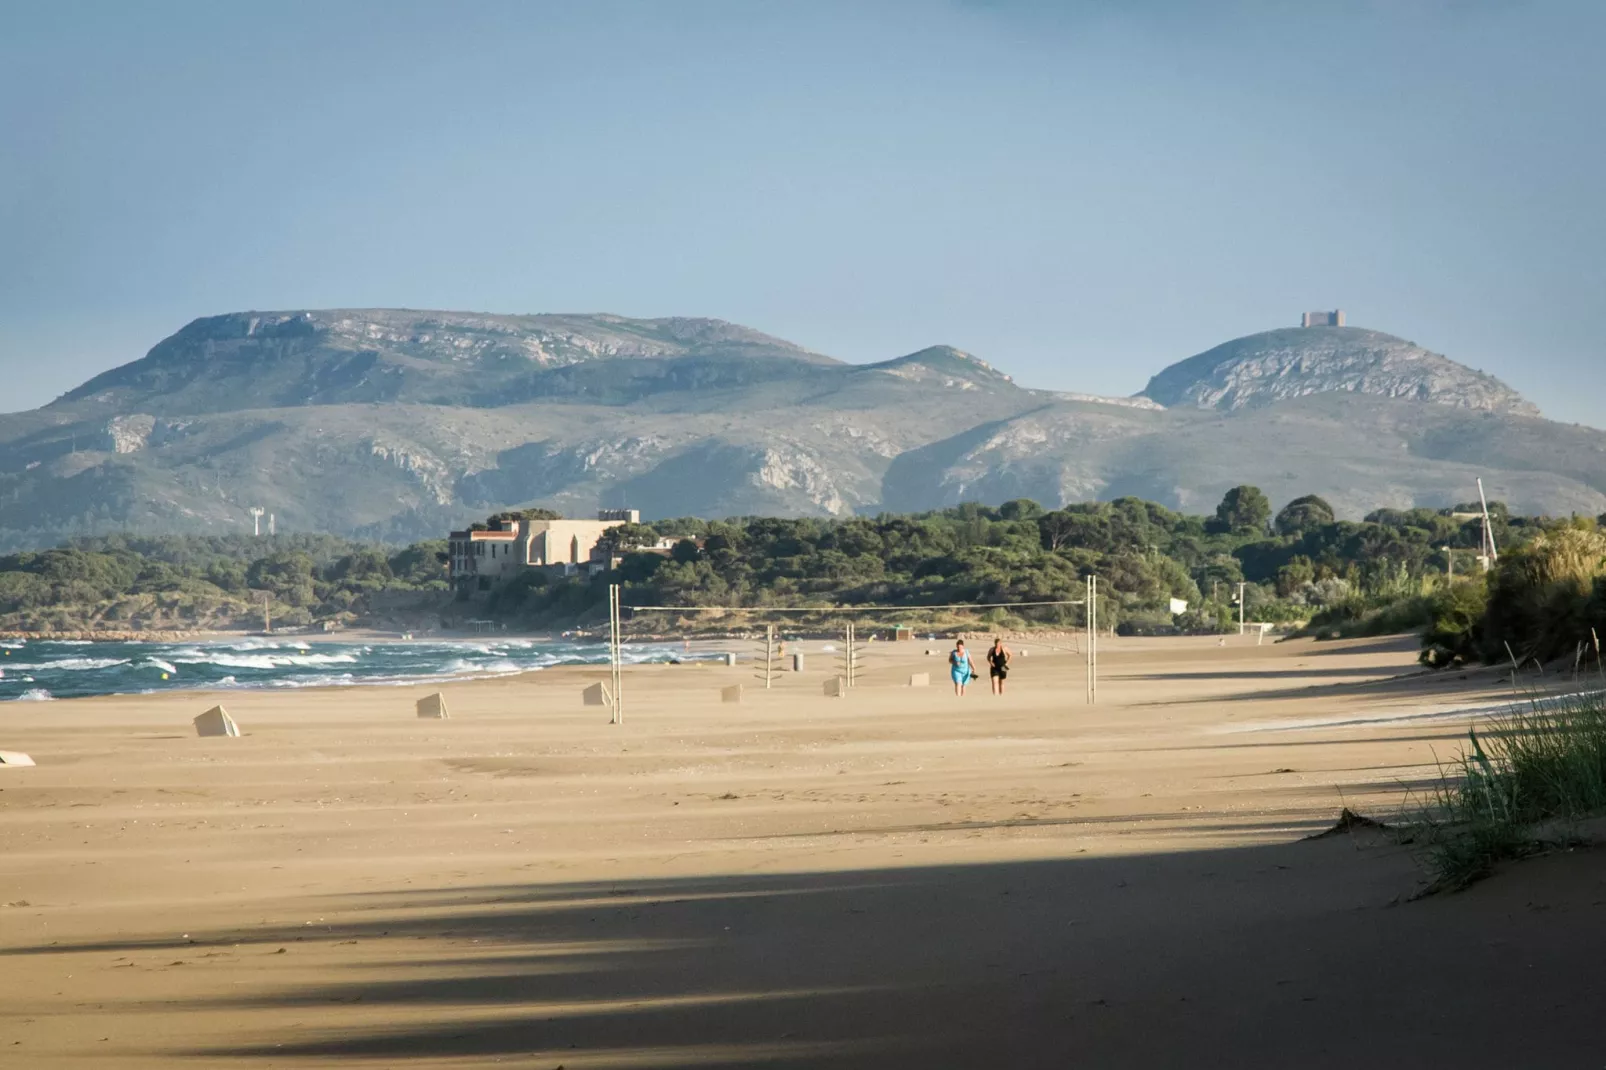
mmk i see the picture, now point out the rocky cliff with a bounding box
[0,311,1597,549]
[1140,327,1540,416]
[59,309,831,414]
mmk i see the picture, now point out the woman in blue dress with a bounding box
[949,639,977,696]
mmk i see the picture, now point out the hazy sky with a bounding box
[3,1,1602,424]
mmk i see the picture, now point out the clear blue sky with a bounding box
[3,1,1602,424]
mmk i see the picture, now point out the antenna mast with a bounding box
[249,506,265,536]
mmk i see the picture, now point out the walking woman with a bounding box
[949,639,977,696]
[987,637,1011,695]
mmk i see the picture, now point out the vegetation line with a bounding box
[3,487,1604,667]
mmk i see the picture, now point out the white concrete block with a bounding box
[0,750,35,767]
[194,706,241,738]
[416,693,449,719]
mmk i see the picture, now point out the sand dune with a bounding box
[3,635,1602,1068]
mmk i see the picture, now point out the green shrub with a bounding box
[1424,694,1606,889]
[1418,579,1489,667]
[1482,528,1606,664]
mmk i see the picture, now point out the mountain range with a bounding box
[1,309,1601,550]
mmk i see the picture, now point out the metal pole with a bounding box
[765,624,775,689]
[1091,575,1098,704]
[1238,582,1246,636]
[608,584,622,725]
[843,621,855,688]
[1085,575,1098,700]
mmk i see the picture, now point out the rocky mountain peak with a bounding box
[1139,326,1539,416]
[865,345,1018,391]
[54,309,832,414]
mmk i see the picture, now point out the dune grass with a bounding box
[1421,691,1606,890]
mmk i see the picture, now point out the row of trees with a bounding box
[0,535,447,632]
[4,490,1601,660]
[482,490,1578,639]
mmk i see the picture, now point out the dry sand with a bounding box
[2,635,1603,1068]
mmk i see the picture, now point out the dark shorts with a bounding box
[990,666,1007,678]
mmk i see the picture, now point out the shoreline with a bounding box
[0,635,751,704]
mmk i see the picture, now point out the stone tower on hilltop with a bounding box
[1301,310,1345,327]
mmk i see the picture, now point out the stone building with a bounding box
[448,511,638,597]
[1300,310,1346,327]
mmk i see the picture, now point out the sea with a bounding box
[0,636,708,702]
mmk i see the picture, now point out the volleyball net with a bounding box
[598,575,1105,723]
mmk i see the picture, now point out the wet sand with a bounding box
[3,634,1603,1068]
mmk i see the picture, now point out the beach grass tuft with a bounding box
[1419,690,1606,890]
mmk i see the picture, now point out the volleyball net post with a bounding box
[606,588,1099,721]
[840,621,858,689]
[764,624,776,689]
[1085,574,1098,706]
[607,583,624,725]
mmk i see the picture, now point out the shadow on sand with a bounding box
[8,834,1604,1068]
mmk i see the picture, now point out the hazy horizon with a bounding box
[4,1,1603,425]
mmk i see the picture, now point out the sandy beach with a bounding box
[3,634,1603,1068]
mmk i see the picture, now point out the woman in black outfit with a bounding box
[987,638,1011,695]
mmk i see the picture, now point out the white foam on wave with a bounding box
[0,637,680,698]
[9,657,131,672]
[15,688,52,702]
[174,652,360,670]
[268,673,358,688]
[219,638,313,652]
[439,657,527,677]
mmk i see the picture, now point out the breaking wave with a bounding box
[1,636,718,701]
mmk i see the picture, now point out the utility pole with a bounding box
[1237,582,1247,636]
[1442,545,1453,581]
[259,591,272,634]
[268,513,276,537]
